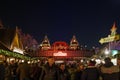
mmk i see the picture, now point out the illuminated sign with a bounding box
[99,35,120,44]
[99,23,120,44]
[53,51,67,56]
[13,47,24,54]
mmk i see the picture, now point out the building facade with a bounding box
[34,35,95,60]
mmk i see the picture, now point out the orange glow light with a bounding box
[53,51,67,56]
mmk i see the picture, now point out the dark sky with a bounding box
[0,0,120,48]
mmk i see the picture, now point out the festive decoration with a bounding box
[40,35,51,50]
[0,49,31,60]
[70,35,79,50]
[99,22,120,44]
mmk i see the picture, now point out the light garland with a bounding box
[0,49,31,60]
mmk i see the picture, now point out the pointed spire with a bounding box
[40,35,51,50]
[111,22,117,36]
[72,35,77,42]
[44,35,48,41]
[15,26,19,35]
[10,26,23,50]
[69,35,79,50]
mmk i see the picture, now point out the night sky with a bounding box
[0,0,120,48]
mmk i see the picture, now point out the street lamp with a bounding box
[104,48,110,55]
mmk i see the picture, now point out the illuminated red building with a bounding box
[34,35,95,60]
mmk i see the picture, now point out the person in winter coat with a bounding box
[81,60,100,80]
[4,61,11,80]
[100,57,120,80]
[39,56,58,80]
[16,60,30,80]
[30,63,42,80]
[117,58,120,80]
[0,61,5,80]
[58,63,71,80]
[74,63,84,80]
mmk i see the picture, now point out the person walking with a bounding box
[74,63,84,80]
[100,57,120,80]
[30,63,42,80]
[16,60,30,80]
[39,56,59,80]
[0,61,5,80]
[58,63,71,80]
[81,60,100,80]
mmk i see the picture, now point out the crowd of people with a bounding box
[0,56,120,80]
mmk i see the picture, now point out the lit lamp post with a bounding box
[104,48,110,57]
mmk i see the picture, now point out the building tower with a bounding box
[10,27,24,54]
[69,35,79,50]
[40,35,51,50]
[110,22,117,36]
